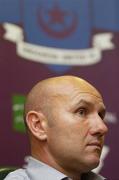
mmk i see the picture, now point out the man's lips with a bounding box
[87,142,102,149]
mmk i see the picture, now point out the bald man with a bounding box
[5,76,108,180]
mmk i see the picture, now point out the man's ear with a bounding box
[26,111,48,141]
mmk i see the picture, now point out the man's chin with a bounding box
[84,156,100,172]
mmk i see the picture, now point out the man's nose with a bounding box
[89,114,108,136]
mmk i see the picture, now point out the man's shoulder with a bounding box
[4,168,29,180]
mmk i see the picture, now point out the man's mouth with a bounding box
[87,142,102,149]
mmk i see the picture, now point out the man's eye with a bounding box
[78,108,87,116]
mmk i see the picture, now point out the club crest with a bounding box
[0,0,116,73]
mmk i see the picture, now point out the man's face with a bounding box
[45,82,108,174]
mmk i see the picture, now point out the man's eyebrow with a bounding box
[75,99,93,106]
[74,99,106,111]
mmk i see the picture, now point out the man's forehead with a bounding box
[72,92,104,104]
[50,81,102,100]
[50,87,104,108]
[68,92,105,111]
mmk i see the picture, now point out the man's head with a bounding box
[24,75,108,178]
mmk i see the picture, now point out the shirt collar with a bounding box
[24,156,68,180]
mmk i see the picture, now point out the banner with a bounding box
[0,1,119,179]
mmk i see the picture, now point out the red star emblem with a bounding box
[48,3,68,25]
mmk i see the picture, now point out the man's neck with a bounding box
[32,151,82,180]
